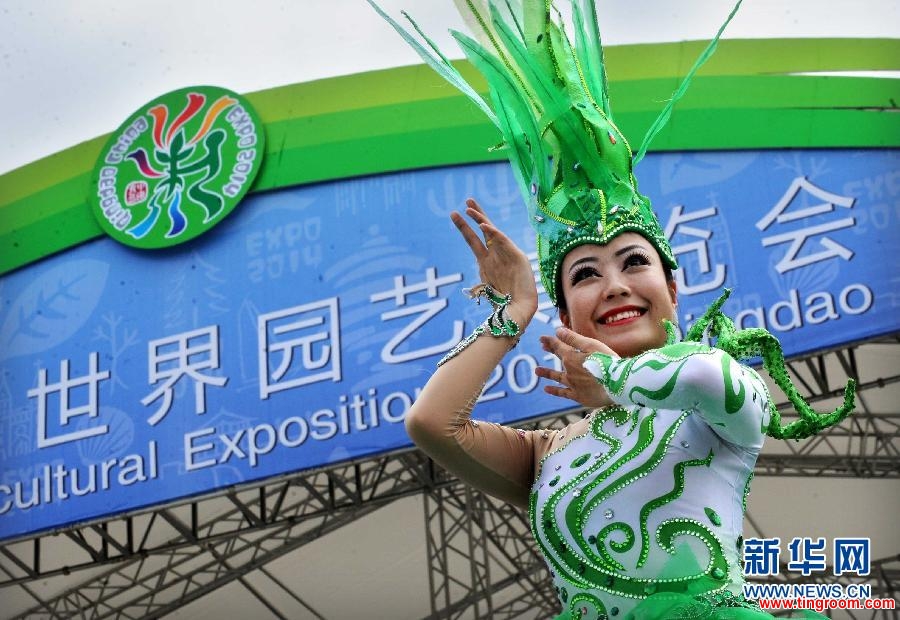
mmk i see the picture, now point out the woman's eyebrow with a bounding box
[568,244,647,274]
[614,244,643,257]
[567,256,597,273]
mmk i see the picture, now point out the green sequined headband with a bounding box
[370,0,742,304]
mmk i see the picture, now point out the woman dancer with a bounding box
[372,2,855,617]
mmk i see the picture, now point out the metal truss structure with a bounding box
[2,336,898,619]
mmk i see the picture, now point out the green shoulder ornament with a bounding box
[671,289,856,440]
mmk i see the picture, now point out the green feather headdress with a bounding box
[370,0,742,304]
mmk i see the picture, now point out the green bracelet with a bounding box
[437,284,521,367]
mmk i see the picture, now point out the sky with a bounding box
[0,0,897,176]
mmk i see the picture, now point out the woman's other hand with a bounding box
[451,198,538,324]
[536,327,616,408]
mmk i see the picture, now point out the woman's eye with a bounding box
[571,267,599,285]
[623,252,651,269]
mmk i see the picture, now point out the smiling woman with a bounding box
[379,1,858,618]
[558,234,678,359]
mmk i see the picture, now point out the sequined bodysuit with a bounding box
[532,341,771,618]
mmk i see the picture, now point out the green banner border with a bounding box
[2,38,898,275]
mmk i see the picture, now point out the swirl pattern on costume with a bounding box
[532,343,770,618]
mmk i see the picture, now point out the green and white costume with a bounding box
[534,343,768,618]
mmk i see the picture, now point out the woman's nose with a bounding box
[603,273,630,299]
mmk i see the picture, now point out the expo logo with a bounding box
[88,85,265,249]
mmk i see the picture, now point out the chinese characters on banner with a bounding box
[1,149,897,541]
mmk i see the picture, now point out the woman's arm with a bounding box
[404,199,542,509]
[407,328,542,508]
[584,342,770,450]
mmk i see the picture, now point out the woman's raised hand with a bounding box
[536,327,617,408]
[451,198,538,322]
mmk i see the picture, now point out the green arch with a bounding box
[1,38,898,275]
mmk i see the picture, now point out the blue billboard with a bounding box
[1,148,898,541]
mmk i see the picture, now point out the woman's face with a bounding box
[558,233,677,357]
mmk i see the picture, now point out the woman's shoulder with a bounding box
[654,340,717,359]
[531,415,595,470]
[650,341,759,379]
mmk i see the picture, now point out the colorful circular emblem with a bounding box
[89,85,265,248]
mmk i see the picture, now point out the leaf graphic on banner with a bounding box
[0,259,110,361]
[658,152,758,195]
